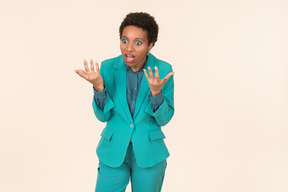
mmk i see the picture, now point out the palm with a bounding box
[143,66,174,96]
[74,59,104,91]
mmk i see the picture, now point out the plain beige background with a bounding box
[1,0,288,191]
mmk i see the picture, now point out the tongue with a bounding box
[126,56,135,62]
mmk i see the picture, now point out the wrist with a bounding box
[151,90,161,97]
[94,84,104,92]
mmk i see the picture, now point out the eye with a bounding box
[122,39,128,44]
[135,41,142,46]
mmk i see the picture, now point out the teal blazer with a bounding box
[92,53,174,168]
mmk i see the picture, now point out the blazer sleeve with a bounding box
[92,62,115,122]
[145,65,174,126]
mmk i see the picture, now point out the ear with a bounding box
[147,43,154,53]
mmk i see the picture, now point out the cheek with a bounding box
[137,47,148,55]
[140,49,148,57]
[120,45,125,52]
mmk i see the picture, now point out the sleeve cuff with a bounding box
[93,86,106,97]
[93,86,107,111]
[149,91,164,112]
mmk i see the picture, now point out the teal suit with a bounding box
[92,53,174,168]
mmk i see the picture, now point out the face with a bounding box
[120,25,153,72]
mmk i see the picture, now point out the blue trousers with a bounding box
[95,142,167,192]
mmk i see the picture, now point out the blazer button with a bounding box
[130,124,134,128]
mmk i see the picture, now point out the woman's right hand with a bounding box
[74,59,104,92]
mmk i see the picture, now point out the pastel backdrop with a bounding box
[0,0,287,191]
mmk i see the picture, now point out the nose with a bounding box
[126,42,134,52]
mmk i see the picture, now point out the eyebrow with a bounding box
[121,36,145,41]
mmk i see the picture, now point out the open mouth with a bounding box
[125,54,136,62]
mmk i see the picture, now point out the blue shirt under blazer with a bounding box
[92,53,174,168]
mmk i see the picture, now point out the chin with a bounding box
[125,62,135,67]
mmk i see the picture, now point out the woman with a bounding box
[75,12,174,192]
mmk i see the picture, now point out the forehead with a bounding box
[122,25,148,39]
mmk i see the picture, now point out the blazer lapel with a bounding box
[114,57,133,122]
[133,53,158,119]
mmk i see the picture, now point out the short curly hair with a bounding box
[119,12,159,46]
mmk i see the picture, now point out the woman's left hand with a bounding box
[143,66,174,96]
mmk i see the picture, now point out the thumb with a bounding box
[75,69,88,79]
